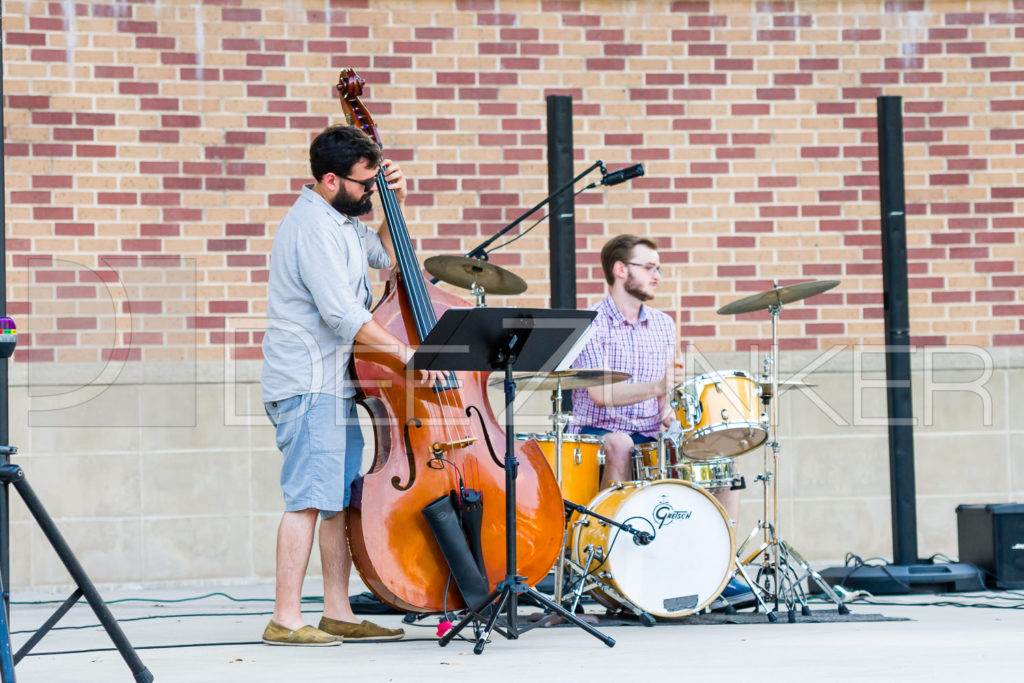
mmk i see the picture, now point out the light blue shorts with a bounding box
[265,393,363,518]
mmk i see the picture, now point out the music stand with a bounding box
[410,307,614,654]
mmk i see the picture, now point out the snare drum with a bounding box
[681,457,740,492]
[515,432,602,505]
[631,440,686,481]
[673,370,767,459]
[571,479,735,619]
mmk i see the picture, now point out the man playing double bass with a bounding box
[260,125,442,646]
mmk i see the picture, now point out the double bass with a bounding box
[337,70,565,613]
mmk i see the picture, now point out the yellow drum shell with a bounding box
[515,432,602,506]
[673,370,767,460]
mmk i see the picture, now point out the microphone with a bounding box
[600,163,644,187]
[632,530,654,546]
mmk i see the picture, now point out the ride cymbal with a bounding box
[424,255,528,295]
[717,280,840,315]
[489,369,630,391]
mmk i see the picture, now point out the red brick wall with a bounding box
[3,0,1023,361]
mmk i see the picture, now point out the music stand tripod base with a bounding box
[411,307,614,654]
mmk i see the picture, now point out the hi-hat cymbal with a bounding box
[424,255,528,295]
[717,280,840,315]
[489,369,630,391]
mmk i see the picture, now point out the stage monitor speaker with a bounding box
[956,503,1024,589]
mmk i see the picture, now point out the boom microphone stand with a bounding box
[429,160,643,283]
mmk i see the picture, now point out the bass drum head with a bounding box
[573,480,735,619]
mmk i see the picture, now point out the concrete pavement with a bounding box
[6,581,1022,682]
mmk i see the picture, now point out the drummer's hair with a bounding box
[309,124,382,182]
[601,234,658,285]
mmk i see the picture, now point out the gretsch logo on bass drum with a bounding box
[652,495,693,529]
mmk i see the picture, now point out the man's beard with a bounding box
[331,191,374,217]
[624,272,655,302]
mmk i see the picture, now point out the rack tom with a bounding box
[672,370,767,460]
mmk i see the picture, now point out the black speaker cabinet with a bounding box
[956,503,1024,589]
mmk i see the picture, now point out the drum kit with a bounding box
[427,255,848,623]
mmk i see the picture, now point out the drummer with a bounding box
[567,234,684,489]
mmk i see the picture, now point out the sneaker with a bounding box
[721,578,754,598]
[261,620,342,646]
[318,617,405,641]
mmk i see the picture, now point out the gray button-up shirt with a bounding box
[261,184,391,402]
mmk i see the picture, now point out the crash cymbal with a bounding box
[717,280,839,315]
[424,255,528,295]
[489,369,630,391]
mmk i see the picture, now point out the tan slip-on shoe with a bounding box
[318,616,405,641]
[262,619,342,646]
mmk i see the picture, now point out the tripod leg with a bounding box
[522,586,614,647]
[0,574,15,683]
[13,589,82,664]
[472,588,511,655]
[3,466,153,683]
[438,587,500,647]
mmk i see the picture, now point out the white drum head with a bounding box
[601,480,734,617]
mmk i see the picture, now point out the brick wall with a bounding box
[4,0,1023,365]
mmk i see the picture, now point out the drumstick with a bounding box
[675,271,682,364]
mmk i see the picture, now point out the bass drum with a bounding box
[571,479,735,619]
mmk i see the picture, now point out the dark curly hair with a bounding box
[309,125,382,181]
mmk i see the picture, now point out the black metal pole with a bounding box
[1,23,12,629]
[877,95,919,566]
[546,95,575,310]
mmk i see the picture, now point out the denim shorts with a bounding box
[265,393,363,518]
[578,425,656,446]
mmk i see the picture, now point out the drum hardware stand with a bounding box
[470,279,486,308]
[417,307,614,654]
[560,501,657,627]
[729,296,849,621]
[549,380,570,606]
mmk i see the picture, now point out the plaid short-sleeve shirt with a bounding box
[568,295,677,438]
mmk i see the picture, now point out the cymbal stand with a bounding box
[732,294,848,621]
[549,380,570,605]
[471,279,486,307]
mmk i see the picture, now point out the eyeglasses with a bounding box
[627,262,664,276]
[337,173,378,193]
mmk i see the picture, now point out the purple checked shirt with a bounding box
[568,295,677,438]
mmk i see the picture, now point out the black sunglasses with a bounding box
[337,173,378,193]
